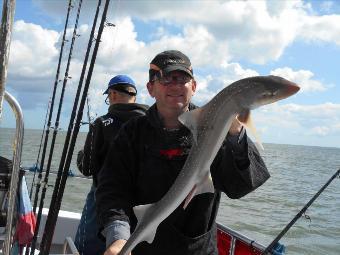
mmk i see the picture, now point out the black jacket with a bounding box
[96,103,270,254]
[77,103,149,186]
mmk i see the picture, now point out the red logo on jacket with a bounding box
[160,148,183,159]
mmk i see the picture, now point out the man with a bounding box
[75,75,149,255]
[96,50,270,255]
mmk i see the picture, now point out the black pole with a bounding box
[30,0,73,216]
[29,98,51,199]
[29,0,83,253]
[38,0,101,250]
[25,98,52,255]
[262,168,340,255]
[40,1,111,252]
[38,0,109,254]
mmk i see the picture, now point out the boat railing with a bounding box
[61,237,79,255]
[1,91,24,254]
[217,222,269,255]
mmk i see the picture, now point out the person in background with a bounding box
[96,50,270,255]
[75,75,149,255]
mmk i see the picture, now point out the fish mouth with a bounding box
[286,82,300,96]
[274,82,300,102]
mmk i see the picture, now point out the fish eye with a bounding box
[261,92,272,97]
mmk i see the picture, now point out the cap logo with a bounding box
[164,59,185,65]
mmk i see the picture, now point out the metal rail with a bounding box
[62,237,79,255]
[217,222,267,254]
[2,91,24,255]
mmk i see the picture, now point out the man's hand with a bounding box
[104,239,130,255]
[228,117,243,136]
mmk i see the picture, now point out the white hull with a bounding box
[36,208,81,254]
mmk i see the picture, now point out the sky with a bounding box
[0,0,340,148]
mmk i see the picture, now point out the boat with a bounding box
[18,205,273,254]
[0,161,274,255]
[20,205,272,255]
[0,0,281,254]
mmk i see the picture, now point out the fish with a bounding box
[118,75,300,255]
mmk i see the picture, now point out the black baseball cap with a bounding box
[149,50,193,81]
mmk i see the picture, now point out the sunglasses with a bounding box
[155,74,192,86]
[105,94,110,105]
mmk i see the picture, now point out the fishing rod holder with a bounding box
[105,21,115,27]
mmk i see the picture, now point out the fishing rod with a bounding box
[29,0,83,254]
[30,0,73,217]
[262,168,340,255]
[40,1,112,252]
[38,0,109,254]
[29,98,51,200]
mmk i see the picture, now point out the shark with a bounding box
[118,75,300,255]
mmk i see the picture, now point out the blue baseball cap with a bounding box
[103,74,137,95]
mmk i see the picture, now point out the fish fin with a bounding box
[196,173,214,195]
[133,204,153,223]
[183,185,197,209]
[178,108,203,145]
[144,228,157,244]
[133,204,157,243]
[183,173,214,209]
[237,110,264,151]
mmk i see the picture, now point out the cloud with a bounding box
[309,126,331,136]
[9,20,59,81]
[6,0,340,143]
[6,18,332,115]
[281,102,340,117]
[299,15,340,45]
[220,62,259,82]
[192,75,217,105]
[253,103,302,134]
[256,102,340,137]
[31,0,340,65]
[191,62,259,105]
[308,123,340,136]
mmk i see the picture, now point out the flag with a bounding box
[14,176,36,246]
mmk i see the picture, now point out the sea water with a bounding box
[1,128,340,255]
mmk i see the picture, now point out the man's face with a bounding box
[147,71,196,112]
